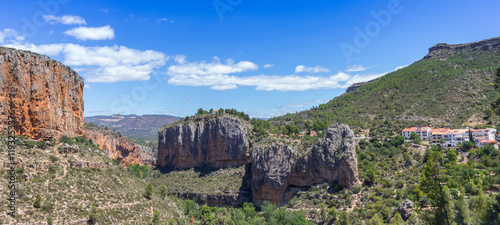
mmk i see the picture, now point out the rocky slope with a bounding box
[85,127,157,166]
[251,123,359,206]
[157,115,251,168]
[0,47,84,140]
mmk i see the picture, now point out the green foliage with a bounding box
[152,210,160,225]
[25,140,36,149]
[144,182,154,199]
[410,132,421,144]
[49,155,59,163]
[59,135,74,144]
[339,210,350,225]
[491,67,500,115]
[159,184,168,199]
[88,205,98,224]
[127,163,151,179]
[33,193,41,208]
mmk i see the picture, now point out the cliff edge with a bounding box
[0,47,84,140]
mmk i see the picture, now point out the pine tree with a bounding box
[152,210,160,225]
[468,128,476,148]
[339,210,350,225]
[392,213,405,225]
[159,184,168,199]
[33,193,41,208]
[144,182,154,199]
[491,67,500,115]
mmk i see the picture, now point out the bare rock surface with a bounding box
[157,115,251,168]
[0,47,84,140]
[251,123,360,206]
[86,128,157,166]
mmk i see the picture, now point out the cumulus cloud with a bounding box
[345,65,372,73]
[168,72,352,91]
[43,15,87,25]
[7,43,168,83]
[167,58,258,76]
[263,64,274,68]
[295,65,330,73]
[64,25,115,41]
[166,57,409,91]
[0,28,24,44]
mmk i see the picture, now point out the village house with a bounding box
[402,127,498,149]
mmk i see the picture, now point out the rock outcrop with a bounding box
[399,199,414,221]
[0,47,84,140]
[157,115,251,168]
[424,37,500,60]
[251,123,360,206]
[345,77,380,94]
[85,128,157,166]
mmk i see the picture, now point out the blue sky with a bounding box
[1,0,499,118]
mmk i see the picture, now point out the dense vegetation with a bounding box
[271,40,500,132]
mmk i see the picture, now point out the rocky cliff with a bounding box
[85,128,157,166]
[0,47,84,140]
[345,77,379,94]
[424,37,500,61]
[251,123,359,206]
[157,115,251,168]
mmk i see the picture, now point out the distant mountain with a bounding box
[272,37,500,129]
[85,114,180,144]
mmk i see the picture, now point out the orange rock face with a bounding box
[85,128,157,166]
[0,47,84,140]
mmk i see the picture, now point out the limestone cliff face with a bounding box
[251,123,359,206]
[0,47,84,140]
[85,128,157,166]
[157,115,251,168]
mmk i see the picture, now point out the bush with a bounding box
[88,205,98,224]
[49,155,59,163]
[35,141,46,149]
[33,193,41,208]
[59,135,74,144]
[144,182,154,199]
[25,140,36,149]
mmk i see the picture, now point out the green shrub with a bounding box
[49,155,59,163]
[59,135,74,144]
[33,193,41,208]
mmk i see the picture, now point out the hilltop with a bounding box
[85,114,180,145]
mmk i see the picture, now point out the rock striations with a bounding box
[158,116,360,206]
[0,47,84,140]
[251,123,359,205]
[157,115,251,168]
[86,128,157,166]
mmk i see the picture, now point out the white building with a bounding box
[402,127,498,149]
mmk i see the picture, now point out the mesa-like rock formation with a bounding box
[85,128,157,166]
[251,123,360,206]
[157,115,251,168]
[0,47,84,140]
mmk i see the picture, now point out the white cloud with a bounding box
[167,58,258,76]
[84,84,91,89]
[263,64,274,68]
[6,43,168,83]
[43,15,87,25]
[295,65,330,73]
[345,65,372,73]
[64,26,115,41]
[168,72,352,91]
[0,28,24,44]
[99,8,110,14]
[393,64,409,71]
